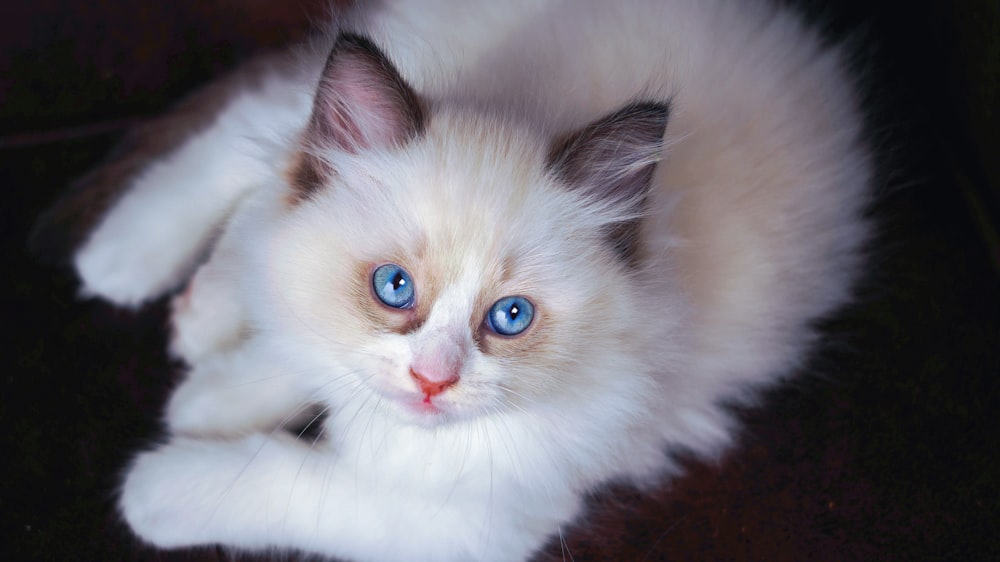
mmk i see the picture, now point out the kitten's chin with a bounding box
[386,395,476,429]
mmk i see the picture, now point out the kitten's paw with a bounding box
[169,267,245,363]
[119,441,222,548]
[74,223,200,307]
[120,435,303,550]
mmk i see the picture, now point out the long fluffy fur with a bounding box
[55,0,871,560]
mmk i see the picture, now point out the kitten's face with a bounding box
[243,35,668,429]
[254,114,646,428]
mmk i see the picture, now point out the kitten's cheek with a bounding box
[365,369,420,399]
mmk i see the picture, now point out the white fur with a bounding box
[74,67,317,307]
[99,0,871,560]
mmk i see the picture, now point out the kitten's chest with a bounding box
[323,414,539,495]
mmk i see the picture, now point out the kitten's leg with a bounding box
[166,344,315,438]
[167,189,261,363]
[168,256,246,364]
[69,50,314,307]
[121,435,336,551]
[119,434,556,561]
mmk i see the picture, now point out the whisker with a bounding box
[497,392,533,417]
[478,407,497,557]
[559,524,575,562]
[206,430,275,528]
[497,384,538,406]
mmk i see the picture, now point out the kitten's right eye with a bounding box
[485,296,534,336]
[372,264,416,309]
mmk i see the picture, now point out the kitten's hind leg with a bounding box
[41,49,314,307]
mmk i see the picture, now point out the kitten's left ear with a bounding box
[290,34,425,197]
[547,101,670,263]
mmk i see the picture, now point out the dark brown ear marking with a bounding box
[547,101,669,206]
[546,101,670,264]
[290,33,425,199]
[285,151,332,203]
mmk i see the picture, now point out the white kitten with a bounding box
[57,0,871,560]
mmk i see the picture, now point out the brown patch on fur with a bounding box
[29,48,304,265]
[470,290,496,339]
[606,221,644,267]
[284,150,333,205]
[394,256,448,335]
[498,256,516,285]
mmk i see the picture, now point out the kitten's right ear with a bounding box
[290,34,425,197]
[547,101,669,209]
[547,101,669,264]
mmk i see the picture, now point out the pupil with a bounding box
[392,272,406,290]
[509,305,519,319]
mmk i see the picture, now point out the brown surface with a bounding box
[3,1,999,560]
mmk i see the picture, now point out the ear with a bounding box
[290,34,425,196]
[546,101,670,264]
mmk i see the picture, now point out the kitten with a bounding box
[35,0,871,560]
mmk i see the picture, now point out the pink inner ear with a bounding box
[318,63,408,151]
[306,34,424,154]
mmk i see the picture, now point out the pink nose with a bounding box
[410,368,458,398]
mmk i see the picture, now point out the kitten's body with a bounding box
[48,0,870,560]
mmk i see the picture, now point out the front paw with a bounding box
[119,441,218,548]
[119,435,295,550]
[73,218,206,307]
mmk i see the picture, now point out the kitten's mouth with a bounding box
[362,380,455,424]
[369,383,474,427]
[393,393,460,427]
[406,396,444,415]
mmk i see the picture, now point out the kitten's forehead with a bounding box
[394,112,586,257]
[313,109,607,293]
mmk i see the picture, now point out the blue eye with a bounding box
[372,264,415,309]
[486,296,534,336]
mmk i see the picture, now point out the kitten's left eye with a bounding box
[486,296,534,336]
[372,264,415,309]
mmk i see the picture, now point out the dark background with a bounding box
[2,0,998,560]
